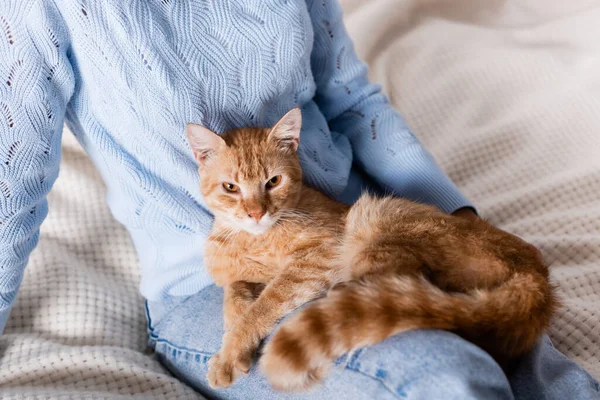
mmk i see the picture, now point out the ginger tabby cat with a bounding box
[186,108,557,391]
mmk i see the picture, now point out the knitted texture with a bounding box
[1,133,200,399]
[0,0,599,397]
[0,0,471,331]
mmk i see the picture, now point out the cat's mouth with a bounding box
[238,213,277,236]
[216,212,278,236]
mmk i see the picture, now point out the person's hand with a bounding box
[452,207,478,222]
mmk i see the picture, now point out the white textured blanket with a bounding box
[1,0,598,398]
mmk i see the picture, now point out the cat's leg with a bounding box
[207,266,331,389]
[341,198,519,293]
[422,218,544,293]
[223,281,265,331]
[206,251,276,287]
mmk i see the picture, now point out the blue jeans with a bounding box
[146,285,599,400]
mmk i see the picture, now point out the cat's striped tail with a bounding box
[259,272,557,391]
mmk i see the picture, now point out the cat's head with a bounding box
[186,108,303,235]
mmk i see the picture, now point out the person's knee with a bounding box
[339,329,514,400]
[147,292,514,400]
[147,285,224,356]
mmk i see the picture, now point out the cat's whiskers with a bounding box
[212,226,240,259]
[273,217,297,228]
[211,233,231,259]
[274,215,311,227]
[277,210,316,223]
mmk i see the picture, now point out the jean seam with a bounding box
[145,300,154,334]
[145,293,199,335]
[342,347,405,399]
[146,301,215,362]
[344,363,405,399]
[152,336,214,364]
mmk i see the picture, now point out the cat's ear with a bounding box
[268,107,302,152]
[186,123,225,165]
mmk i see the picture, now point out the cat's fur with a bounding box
[186,108,558,391]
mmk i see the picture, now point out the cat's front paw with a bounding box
[207,349,253,389]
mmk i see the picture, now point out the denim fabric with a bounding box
[146,285,599,400]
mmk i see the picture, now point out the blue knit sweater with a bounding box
[0,0,472,332]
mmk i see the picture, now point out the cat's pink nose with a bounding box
[248,210,265,223]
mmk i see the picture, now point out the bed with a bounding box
[1,0,598,397]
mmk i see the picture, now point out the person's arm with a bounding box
[306,0,474,214]
[0,1,74,332]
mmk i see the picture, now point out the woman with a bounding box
[0,0,597,398]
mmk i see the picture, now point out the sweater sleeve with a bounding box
[0,1,74,333]
[306,0,473,214]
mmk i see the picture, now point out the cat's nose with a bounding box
[248,210,265,223]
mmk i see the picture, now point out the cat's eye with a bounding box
[222,182,240,193]
[266,175,282,189]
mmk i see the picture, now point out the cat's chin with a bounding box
[216,214,277,236]
[245,229,269,236]
[241,224,273,236]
